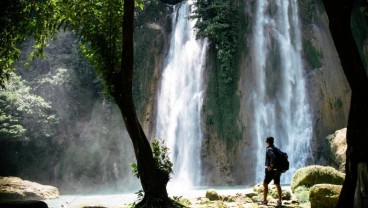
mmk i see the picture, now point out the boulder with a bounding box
[0,177,59,202]
[293,186,310,203]
[309,184,342,208]
[0,200,48,208]
[326,128,347,172]
[291,165,345,191]
[205,189,222,201]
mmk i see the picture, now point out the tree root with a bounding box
[135,196,186,208]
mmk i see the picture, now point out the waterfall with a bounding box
[251,0,313,183]
[156,1,208,188]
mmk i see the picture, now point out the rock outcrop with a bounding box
[326,128,347,172]
[291,165,345,191]
[309,184,342,208]
[0,177,59,202]
[301,0,351,165]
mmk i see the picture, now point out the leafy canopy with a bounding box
[0,0,144,92]
[0,0,61,87]
[0,73,57,142]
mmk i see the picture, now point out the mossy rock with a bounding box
[173,196,192,207]
[252,184,291,200]
[293,186,310,203]
[309,184,342,208]
[245,192,258,198]
[222,195,235,202]
[223,193,253,203]
[291,165,345,191]
[205,189,222,201]
[214,201,229,208]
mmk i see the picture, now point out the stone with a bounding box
[244,192,258,198]
[0,177,59,202]
[205,189,222,201]
[252,184,291,200]
[293,186,310,203]
[291,165,345,191]
[326,128,347,172]
[309,184,342,208]
[0,200,48,208]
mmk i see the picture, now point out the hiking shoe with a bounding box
[277,200,282,205]
[258,200,268,205]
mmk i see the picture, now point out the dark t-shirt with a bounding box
[265,145,277,167]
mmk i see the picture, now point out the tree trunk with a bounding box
[112,0,183,207]
[321,1,368,207]
[160,0,184,5]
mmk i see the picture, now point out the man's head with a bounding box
[266,137,274,146]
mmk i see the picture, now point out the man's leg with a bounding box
[263,182,268,202]
[262,168,272,203]
[275,183,282,201]
[274,172,282,204]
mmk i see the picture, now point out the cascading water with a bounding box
[156,1,208,188]
[251,0,313,183]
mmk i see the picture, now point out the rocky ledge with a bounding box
[0,176,60,202]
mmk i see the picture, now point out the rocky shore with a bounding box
[0,176,60,202]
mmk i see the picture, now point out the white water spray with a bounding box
[156,1,208,188]
[251,0,313,182]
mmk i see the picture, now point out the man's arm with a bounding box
[267,147,276,170]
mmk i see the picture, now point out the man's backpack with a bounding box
[273,147,289,173]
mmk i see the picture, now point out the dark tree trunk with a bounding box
[321,0,368,207]
[112,0,183,207]
[160,0,184,5]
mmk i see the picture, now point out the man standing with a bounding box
[260,136,282,206]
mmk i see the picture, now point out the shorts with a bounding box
[263,168,281,185]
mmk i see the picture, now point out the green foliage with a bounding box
[130,162,139,178]
[58,0,124,94]
[204,55,242,147]
[129,139,173,179]
[129,189,145,207]
[0,73,57,142]
[334,98,343,109]
[298,0,317,24]
[152,139,173,176]
[192,0,240,84]
[0,0,131,93]
[192,0,243,147]
[303,38,323,69]
[0,0,61,87]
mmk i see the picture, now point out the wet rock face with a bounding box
[299,0,351,165]
[0,177,60,202]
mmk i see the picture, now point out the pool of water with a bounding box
[44,185,257,208]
